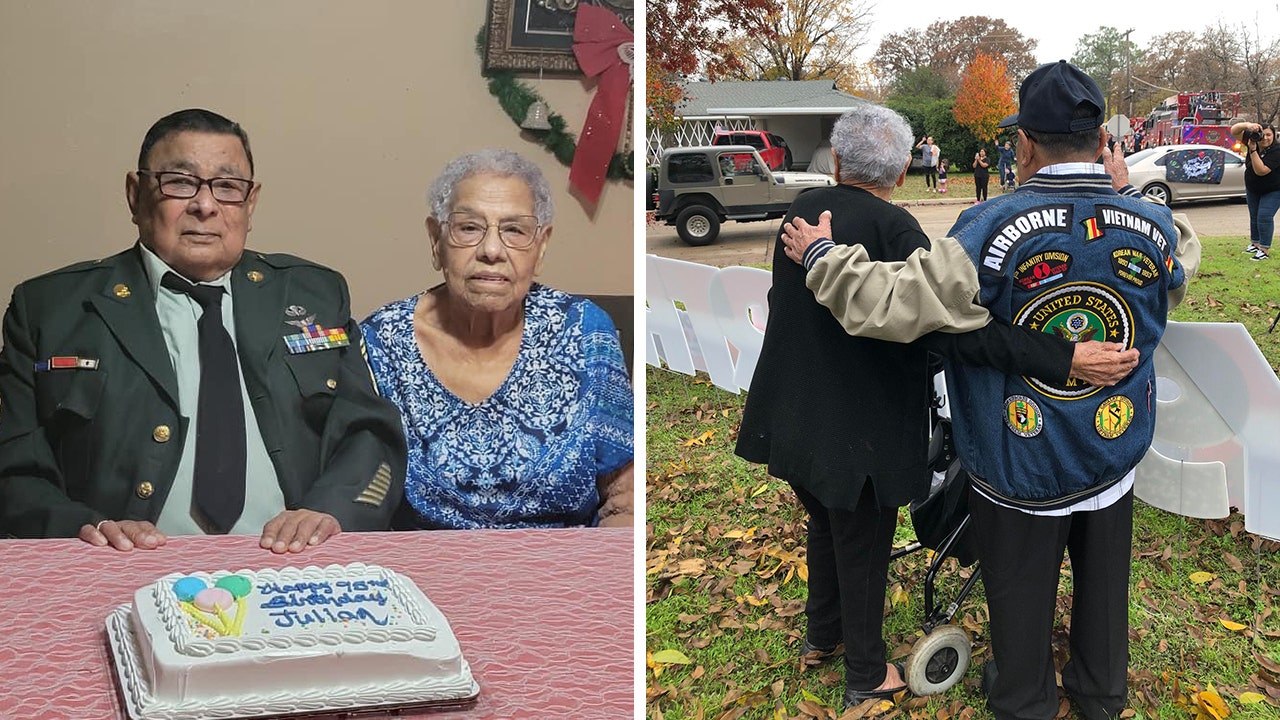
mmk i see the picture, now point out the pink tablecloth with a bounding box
[0,528,634,719]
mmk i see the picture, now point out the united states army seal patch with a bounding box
[1095,395,1135,439]
[1014,282,1134,400]
[1004,395,1043,437]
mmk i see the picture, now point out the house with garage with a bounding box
[646,79,872,170]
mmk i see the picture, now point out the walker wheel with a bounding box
[904,625,971,695]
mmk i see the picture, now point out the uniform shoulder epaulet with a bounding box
[249,251,339,276]
[28,249,128,282]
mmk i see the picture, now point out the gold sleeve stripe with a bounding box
[353,462,394,506]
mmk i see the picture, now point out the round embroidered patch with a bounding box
[1095,395,1135,439]
[1004,395,1043,437]
[1014,282,1134,400]
[1014,251,1072,292]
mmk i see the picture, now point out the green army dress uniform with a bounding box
[0,245,407,537]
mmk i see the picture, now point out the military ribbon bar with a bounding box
[34,356,99,372]
[283,324,350,354]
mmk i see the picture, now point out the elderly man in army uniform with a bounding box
[0,109,406,553]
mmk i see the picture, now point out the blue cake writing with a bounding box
[256,577,394,628]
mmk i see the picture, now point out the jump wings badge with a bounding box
[284,305,316,329]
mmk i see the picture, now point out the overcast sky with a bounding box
[855,3,1276,66]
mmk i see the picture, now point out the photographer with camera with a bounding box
[1231,121,1280,261]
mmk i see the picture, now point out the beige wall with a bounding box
[0,0,634,318]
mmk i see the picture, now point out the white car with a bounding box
[1124,144,1246,205]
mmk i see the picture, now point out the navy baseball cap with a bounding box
[998,60,1105,133]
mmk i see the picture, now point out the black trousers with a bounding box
[970,486,1133,720]
[923,166,938,188]
[792,481,898,691]
[975,173,989,201]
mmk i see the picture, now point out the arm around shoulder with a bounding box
[805,237,989,343]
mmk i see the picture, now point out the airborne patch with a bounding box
[1095,395,1135,439]
[979,204,1073,275]
[1111,248,1160,288]
[1014,282,1134,401]
[1004,395,1043,438]
[1014,251,1072,291]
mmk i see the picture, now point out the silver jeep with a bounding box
[653,145,835,246]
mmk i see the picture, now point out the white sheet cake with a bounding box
[106,562,478,719]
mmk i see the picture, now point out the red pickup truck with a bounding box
[712,130,792,171]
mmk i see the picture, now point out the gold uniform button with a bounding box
[136,481,154,499]
[113,283,131,298]
[246,270,265,283]
[152,425,171,443]
[325,378,337,390]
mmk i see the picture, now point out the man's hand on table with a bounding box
[781,210,834,265]
[1069,341,1140,387]
[260,509,341,554]
[79,520,167,551]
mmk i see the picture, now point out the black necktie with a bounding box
[161,272,246,533]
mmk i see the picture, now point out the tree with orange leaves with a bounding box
[953,51,1017,142]
[646,0,775,130]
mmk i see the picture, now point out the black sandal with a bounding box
[842,662,909,708]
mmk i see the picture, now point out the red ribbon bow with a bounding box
[570,4,632,205]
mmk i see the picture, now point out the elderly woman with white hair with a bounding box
[735,106,1078,708]
[360,149,633,530]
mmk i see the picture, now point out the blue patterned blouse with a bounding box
[360,285,633,529]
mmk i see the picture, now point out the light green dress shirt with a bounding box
[140,245,284,534]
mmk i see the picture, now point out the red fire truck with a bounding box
[1141,92,1242,150]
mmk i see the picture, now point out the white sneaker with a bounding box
[1244,243,1259,253]
[1251,249,1270,261]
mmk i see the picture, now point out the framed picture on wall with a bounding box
[483,0,633,75]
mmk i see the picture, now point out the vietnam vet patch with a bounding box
[1095,395,1135,439]
[1014,282,1134,401]
[1111,248,1160,288]
[1005,395,1043,437]
[980,204,1073,275]
[1014,251,1072,292]
[1084,205,1173,260]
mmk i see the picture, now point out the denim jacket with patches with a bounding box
[945,171,1184,510]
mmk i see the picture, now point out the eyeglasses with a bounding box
[138,170,255,204]
[444,212,542,249]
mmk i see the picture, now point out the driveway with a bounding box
[646,196,1251,267]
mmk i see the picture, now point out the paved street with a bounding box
[646,196,1251,267]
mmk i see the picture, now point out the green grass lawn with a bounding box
[645,232,1280,720]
